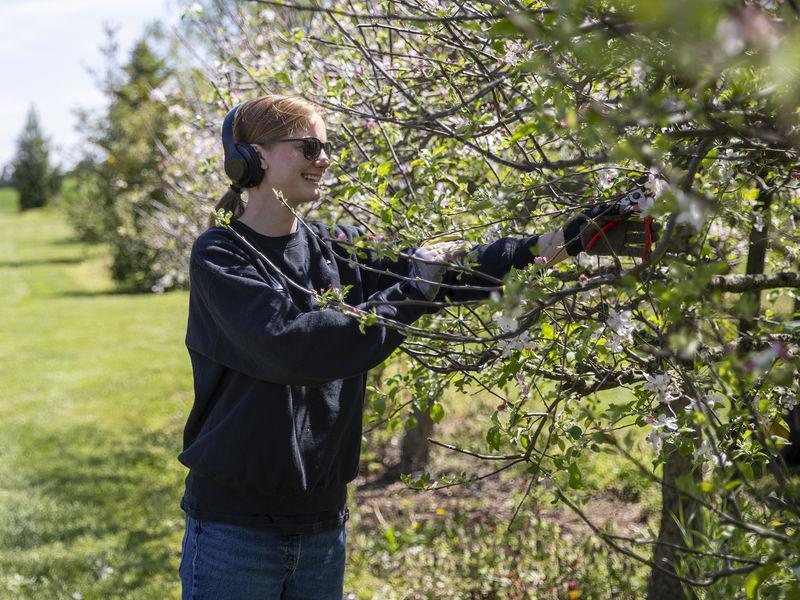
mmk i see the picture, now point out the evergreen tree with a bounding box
[11,107,58,210]
[69,28,175,290]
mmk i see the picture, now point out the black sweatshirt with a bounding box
[179,218,541,533]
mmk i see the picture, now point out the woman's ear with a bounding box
[252,144,268,171]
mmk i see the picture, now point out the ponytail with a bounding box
[209,185,246,228]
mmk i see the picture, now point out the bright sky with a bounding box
[0,0,181,169]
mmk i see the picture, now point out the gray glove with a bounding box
[408,239,471,300]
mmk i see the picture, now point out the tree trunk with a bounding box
[737,187,772,333]
[399,405,434,473]
[782,287,800,465]
[646,426,699,599]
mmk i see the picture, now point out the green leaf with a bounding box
[486,425,502,451]
[567,425,582,440]
[376,160,394,177]
[568,463,583,489]
[745,563,780,599]
[486,18,519,38]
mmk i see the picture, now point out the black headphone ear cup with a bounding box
[221,103,265,189]
[234,143,264,188]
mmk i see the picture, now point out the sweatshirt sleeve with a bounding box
[322,223,412,300]
[320,223,541,308]
[432,234,541,305]
[185,234,429,386]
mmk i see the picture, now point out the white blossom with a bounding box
[778,388,798,411]
[654,413,679,431]
[644,169,668,199]
[630,60,647,88]
[645,428,664,450]
[181,2,204,17]
[497,313,519,332]
[597,168,616,190]
[148,88,167,103]
[674,190,710,231]
[646,414,679,450]
[497,330,538,358]
[605,309,635,352]
[637,194,656,215]
[687,392,724,414]
[694,439,732,468]
[644,372,682,404]
[716,19,745,56]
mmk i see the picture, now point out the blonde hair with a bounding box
[210,94,324,228]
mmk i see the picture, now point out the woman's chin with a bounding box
[301,188,322,203]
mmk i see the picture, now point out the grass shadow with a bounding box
[0,257,85,269]
[0,420,186,598]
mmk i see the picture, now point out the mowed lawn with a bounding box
[0,189,192,599]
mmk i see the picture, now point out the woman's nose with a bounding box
[315,149,331,167]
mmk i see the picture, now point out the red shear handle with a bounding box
[583,213,655,259]
[584,220,620,252]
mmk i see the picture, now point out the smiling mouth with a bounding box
[302,174,322,183]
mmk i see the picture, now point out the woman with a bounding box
[178,94,654,599]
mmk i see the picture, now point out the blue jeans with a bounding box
[179,515,346,599]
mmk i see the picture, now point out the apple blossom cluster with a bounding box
[694,439,733,469]
[777,387,799,412]
[604,309,636,353]
[497,330,538,359]
[645,413,679,451]
[596,168,616,190]
[686,392,725,415]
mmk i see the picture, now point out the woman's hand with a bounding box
[562,189,660,258]
[408,239,471,300]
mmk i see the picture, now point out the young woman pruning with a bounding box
[178,94,656,599]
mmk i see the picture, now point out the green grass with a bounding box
[0,188,191,599]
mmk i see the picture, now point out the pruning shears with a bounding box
[583,188,656,259]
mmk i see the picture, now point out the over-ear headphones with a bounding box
[222,102,265,188]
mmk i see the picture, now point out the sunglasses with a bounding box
[267,137,332,161]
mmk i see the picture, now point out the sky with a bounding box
[0,0,182,170]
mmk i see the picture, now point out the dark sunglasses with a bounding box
[268,137,332,161]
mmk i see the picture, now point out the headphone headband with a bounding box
[222,102,264,188]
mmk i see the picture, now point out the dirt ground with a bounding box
[353,467,652,540]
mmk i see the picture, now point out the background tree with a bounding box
[11,106,59,211]
[65,26,178,290]
[0,163,13,188]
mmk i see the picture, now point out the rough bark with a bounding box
[646,444,698,600]
[782,291,800,465]
[399,406,434,473]
[737,187,772,333]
